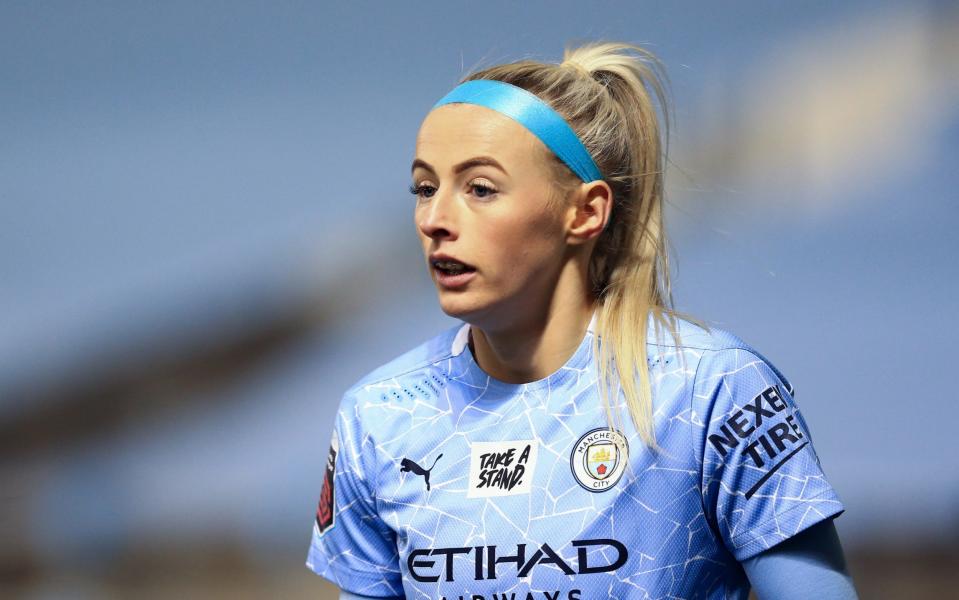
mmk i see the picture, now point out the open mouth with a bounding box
[431,258,476,276]
[428,253,477,288]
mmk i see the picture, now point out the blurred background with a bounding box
[1,0,957,598]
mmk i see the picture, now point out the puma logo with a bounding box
[399,454,443,491]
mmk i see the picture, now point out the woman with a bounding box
[306,41,858,599]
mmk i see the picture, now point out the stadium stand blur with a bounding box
[2,2,957,597]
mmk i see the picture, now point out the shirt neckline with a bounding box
[451,310,599,394]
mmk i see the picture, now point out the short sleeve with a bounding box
[693,347,845,562]
[305,392,404,596]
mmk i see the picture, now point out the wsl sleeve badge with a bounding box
[570,428,629,492]
[315,427,338,535]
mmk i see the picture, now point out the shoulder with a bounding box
[646,311,794,394]
[646,310,751,352]
[332,321,467,449]
[341,320,467,401]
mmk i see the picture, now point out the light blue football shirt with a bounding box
[306,312,845,599]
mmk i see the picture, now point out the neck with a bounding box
[469,284,597,384]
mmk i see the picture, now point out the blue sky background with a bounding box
[1,0,957,572]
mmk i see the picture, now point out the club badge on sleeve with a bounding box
[315,428,338,534]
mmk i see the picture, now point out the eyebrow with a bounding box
[411,156,508,176]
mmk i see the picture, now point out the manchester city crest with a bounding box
[570,427,629,492]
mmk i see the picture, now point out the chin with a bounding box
[436,292,492,324]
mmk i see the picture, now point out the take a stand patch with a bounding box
[570,428,629,492]
[467,439,538,498]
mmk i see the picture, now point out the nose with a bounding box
[416,189,458,241]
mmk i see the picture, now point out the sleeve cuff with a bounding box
[728,488,846,562]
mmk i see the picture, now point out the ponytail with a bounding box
[463,42,711,451]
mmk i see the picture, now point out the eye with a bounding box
[470,181,498,199]
[409,183,437,199]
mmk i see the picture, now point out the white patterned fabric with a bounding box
[306,312,844,599]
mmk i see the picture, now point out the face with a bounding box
[412,103,572,329]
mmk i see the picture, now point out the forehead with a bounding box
[415,104,547,172]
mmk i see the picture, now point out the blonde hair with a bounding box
[462,41,711,450]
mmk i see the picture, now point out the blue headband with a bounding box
[431,79,603,183]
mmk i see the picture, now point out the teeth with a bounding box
[436,260,467,272]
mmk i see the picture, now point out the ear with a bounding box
[565,180,613,245]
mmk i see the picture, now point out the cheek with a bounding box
[481,213,563,272]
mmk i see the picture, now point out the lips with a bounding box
[429,253,477,289]
[429,254,476,276]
